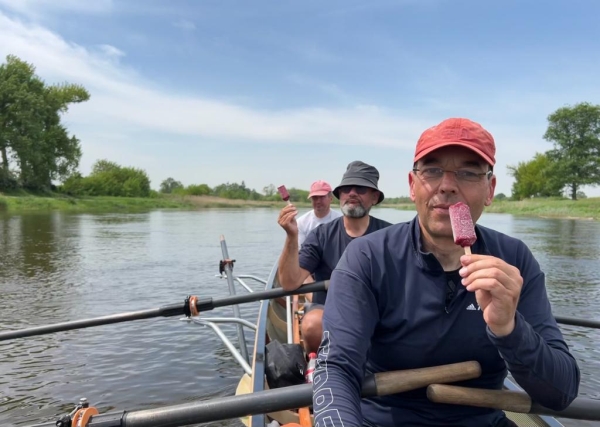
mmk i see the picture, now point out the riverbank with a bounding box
[1,193,598,220]
[393,197,600,220]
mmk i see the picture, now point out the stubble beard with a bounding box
[342,202,369,218]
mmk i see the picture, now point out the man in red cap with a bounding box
[312,118,580,427]
[296,180,342,245]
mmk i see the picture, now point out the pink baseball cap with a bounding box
[413,118,496,166]
[308,180,333,198]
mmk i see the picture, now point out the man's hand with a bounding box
[278,204,299,235]
[459,254,522,337]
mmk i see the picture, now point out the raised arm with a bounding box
[277,204,310,290]
[461,244,580,410]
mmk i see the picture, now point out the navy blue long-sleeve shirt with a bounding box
[312,216,580,427]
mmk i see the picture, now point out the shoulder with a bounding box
[477,224,528,251]
[368,215,394,231]
[296,210,313,225]
[476,224,536,267]
[350,221,411,254]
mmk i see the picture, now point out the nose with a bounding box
[438,171,459,193]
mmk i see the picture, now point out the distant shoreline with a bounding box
[1,193,598,221]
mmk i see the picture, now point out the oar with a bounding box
[29,361,482,427]
[427,384,600,422]
[0,281,329,341]
[555,315,600,329]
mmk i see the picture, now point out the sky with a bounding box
[1,0,600,198]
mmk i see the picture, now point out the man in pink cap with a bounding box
[313,118,580,427]
[296,180,342,245]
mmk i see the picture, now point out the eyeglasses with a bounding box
[412,167,492,183]
[338,185,370,195]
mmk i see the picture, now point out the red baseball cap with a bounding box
[413,118,496,166]
[308,180,333,198]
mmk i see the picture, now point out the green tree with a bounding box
[160,177,184,193]
[507,153,563,200]
[0,55,89,190]
[544,102,600,200]
[61,160,151,197]
[185,183,210,196]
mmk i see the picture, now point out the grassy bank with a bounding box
[393,197,600,220]
[1,192,598,220]
[0,192,313,213]
[0,193,195,213]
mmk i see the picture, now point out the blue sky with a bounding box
[1,0,600,198]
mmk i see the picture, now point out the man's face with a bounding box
[337,185,380,218]
[310,193,333,217]
[408,145,496,244]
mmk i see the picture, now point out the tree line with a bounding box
[2,54,598,201]
[508,102,600,200]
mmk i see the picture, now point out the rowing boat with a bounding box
[236,262,566,427]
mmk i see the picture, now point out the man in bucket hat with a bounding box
[277,161,392,353]
[312,118,580,427]
[296,180,342,246]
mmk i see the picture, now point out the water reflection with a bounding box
[0,209,598,427]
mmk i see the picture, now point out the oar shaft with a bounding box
[0,308,163,341]
[0,282,327,341]
[427,384,600,422]
[555,315,600,329]
[28,362,481,427]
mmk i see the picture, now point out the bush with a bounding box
[59,160,151,197]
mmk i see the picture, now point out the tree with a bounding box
[263,184,276,197]
[160,177,184,193]
[507,153,563,200]
[0,55,89,190]
[61,160,151,197]
[544,102,600,200]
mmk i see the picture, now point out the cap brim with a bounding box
[307,190,330,199]
[413,141,495,166]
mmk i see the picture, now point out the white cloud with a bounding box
[99,44,125,59]
[0,0,113,19]
[0,11,428,149]
[173,19,196,31]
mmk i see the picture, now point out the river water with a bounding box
[0,208,598,427]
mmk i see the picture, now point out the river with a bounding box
[0,208,598,426]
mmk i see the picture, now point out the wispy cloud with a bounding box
[0,11,427,149]
[173,19,196,31]
[0,0,113,19]
[98,44,125,60]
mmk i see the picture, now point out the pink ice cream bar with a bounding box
[449,202,477,247]
[277,185,290,201]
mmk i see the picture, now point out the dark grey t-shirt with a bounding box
[298,215,392,305]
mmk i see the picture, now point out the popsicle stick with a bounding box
[464,247,471,255]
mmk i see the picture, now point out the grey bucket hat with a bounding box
[333,160,385,204]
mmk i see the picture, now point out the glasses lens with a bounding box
[340,186,369,195]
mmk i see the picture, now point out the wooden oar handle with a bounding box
[373,361,481,395]
[426,384,533,413]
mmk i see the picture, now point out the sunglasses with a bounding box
[338,185,370,195]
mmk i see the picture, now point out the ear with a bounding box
[485,174,497,206]
[409,171,416,202]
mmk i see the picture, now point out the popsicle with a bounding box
[277,185,291,205]
[449,202,476,254]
